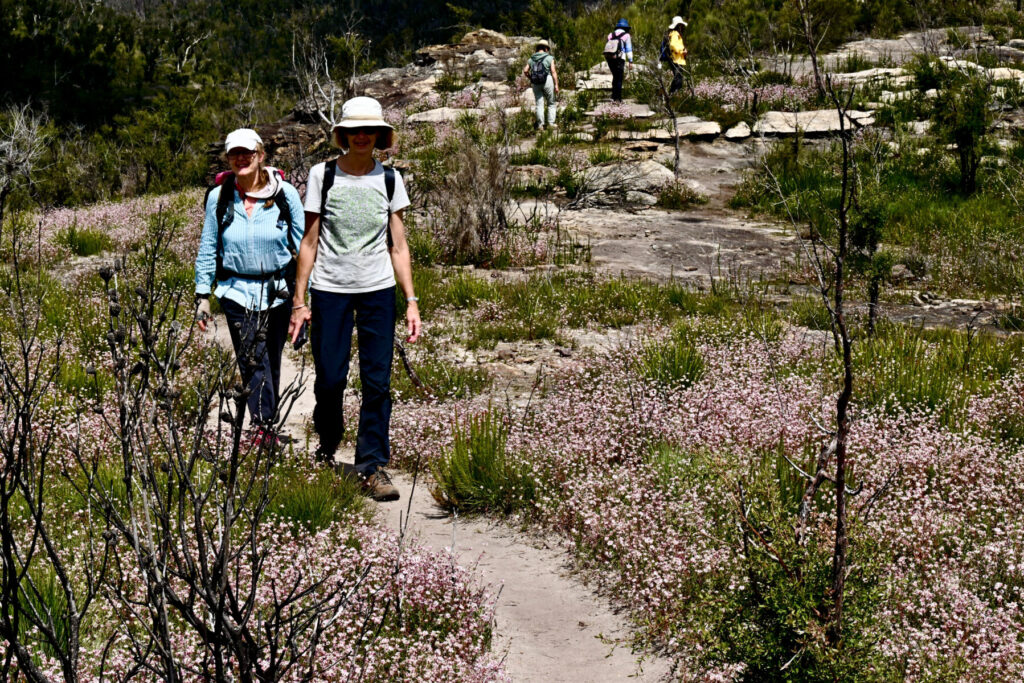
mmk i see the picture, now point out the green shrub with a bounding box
[656,182,709,210]
[269,464,366,532]
[392,354,492,402]
[634,327,706,388]
[832,52,874,73]
[511,147,554,166]
[750,69,794,87]
[55,224,113,256]
[431,410,536,515]
[587,146,620,165]
[853,322,1024,428]
[790,296,832,331]
[640,444,896,680]
[407,222,444,267]
[18,568,71,660]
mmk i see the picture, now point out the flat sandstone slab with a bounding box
[753,109,875,136]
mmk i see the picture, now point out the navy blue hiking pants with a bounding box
[607,57,626,102]
[220,298,290,427]
[310,286,395,476]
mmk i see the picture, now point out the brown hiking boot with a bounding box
[361,469,400,502]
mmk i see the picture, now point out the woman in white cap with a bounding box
[194,128,305,447]
[667,16,689,94]
[523,39,559,130]
[289,96,420,502]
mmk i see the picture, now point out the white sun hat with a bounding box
[669,16,688,29]
[224,128,262,153]
[331,96,394,150]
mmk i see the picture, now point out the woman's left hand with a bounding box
[406,302,421,343]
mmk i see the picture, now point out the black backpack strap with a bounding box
[214,172,235,282]
[272,188,297,258]
[320,160,336,219]
[384,166,395,250]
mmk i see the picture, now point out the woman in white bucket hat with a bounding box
[290,96,419,502]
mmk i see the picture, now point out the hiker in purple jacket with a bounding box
[604,18,634,102]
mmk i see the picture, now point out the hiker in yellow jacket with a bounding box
[667,16,688,94]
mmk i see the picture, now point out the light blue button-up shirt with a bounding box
[194,182,305,311]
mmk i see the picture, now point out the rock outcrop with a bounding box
[582,160,676,195]
[753,110,876,137]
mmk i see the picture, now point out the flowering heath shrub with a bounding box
[391,320,1024,680]
[692,78,815,112]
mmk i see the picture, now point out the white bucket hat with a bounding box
[224,128,262,153]
[332,96,394,150]
[669,16,688,29]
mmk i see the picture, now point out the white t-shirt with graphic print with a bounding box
[303,159,410,294]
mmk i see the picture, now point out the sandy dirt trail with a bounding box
[210,318,673,682]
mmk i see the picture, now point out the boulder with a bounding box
[752,109,876,137]
[938,56,986,72]
[585,102,655,118]
[1009,39,1024,50]
[988,67,1024,83]
[990,46,1024,62]
[626,191,658,206]
[462,29,514,48]
[725,122,751,140]
[647,119,721,142]
[510,164,557,188]
[676,120,721,140]
[582,160,676,194]
[680,178,710,197]
[891,263,914,283]
[407,107,485,123]
[625,141,662,152]
[906,120,931,135]
[577,73,614,90]
[879,90,914,104]
[828,67,906,86]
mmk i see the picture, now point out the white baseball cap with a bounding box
[224,128,263,153]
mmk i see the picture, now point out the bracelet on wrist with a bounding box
[292,303,308,310]
[406,296,419,303]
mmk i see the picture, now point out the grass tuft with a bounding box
[431,410,536,515]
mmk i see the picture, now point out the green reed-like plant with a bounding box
[431,410,536,515]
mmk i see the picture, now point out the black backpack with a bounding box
[320,160,397,249]
[203,172,298,298]
[528,56,549,85]
[660,32,671,62]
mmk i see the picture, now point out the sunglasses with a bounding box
[346,127,380,136]
[227,149,257,159]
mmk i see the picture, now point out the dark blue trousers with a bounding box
[607,57,626,102]
[219,298,290,426]
[310,287,395,476]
